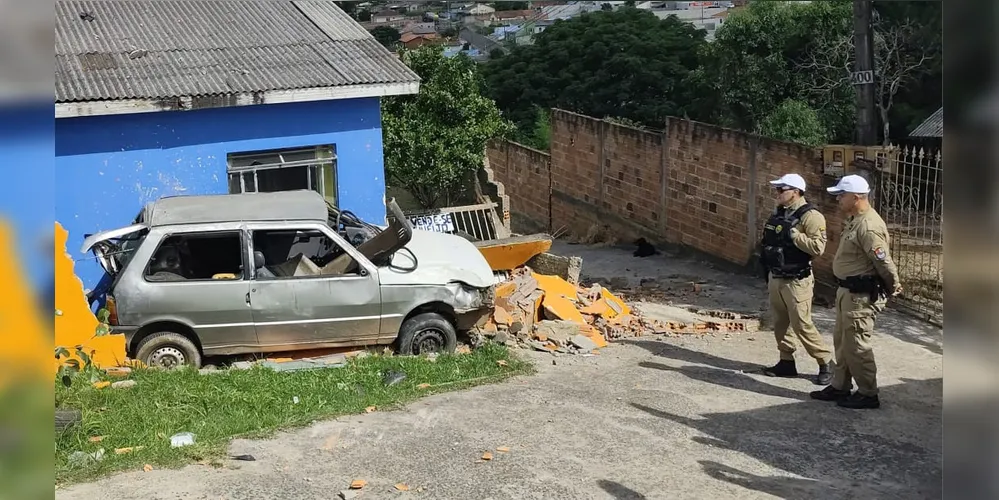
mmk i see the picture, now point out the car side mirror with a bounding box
[253,251,266,270]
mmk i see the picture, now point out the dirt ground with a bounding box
[56,241,943,500]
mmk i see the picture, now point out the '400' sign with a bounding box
[408,213,456,234]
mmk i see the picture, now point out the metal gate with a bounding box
[404,202,510,241]
[870,146,943,325]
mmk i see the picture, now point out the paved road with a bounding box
[57,243,942,500]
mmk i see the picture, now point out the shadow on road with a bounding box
[596,479,648,499]
[629,377,942,499]
[638,361,806,400]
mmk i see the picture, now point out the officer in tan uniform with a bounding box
[810,174,902,409]
[757,173,833,385]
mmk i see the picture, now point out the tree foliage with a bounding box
[758,99,828,147]
[382,46,514,209]
[686,0,855,143]
[371,26,401,49]
[482,8,707,133]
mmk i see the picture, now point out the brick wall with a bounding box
[487,108,844,288]
[485,140,551,231]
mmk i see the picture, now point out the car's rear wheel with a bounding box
[135,332,202,369]
[396,312,457,356]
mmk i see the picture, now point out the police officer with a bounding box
[810,174,902,410]
[758,173,834,385]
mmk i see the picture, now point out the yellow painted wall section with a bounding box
[0,221,51,387]
[476,238,553,271]
[54,222,126,375]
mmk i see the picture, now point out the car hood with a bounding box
[378,229,497,288]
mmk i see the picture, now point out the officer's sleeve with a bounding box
[857,219,900,289]
[791,211,827,257]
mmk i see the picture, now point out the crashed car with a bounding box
[81,190,497,369]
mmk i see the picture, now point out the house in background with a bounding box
[55,0,420,289]
[908,107,943,151]
[373,9,407,23]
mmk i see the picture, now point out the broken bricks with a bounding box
[479,264,760,355]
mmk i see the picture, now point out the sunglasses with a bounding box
[774,186,795,193]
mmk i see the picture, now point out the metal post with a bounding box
[853,0,877,145]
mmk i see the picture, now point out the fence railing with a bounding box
[870,145,943,325]
[404,202,510,241]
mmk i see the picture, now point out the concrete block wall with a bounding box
[487,108,843,288]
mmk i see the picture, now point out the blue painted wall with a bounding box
[55,97,386,289]
[0,102,55,297]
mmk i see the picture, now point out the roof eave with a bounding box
[55,80,420,119]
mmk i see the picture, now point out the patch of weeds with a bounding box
[54,344,532,485]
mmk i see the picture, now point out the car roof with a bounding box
[144,190,330,227]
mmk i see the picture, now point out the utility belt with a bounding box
[837,274,888,301]
[770,267,812,280]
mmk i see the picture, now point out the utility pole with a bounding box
[852,0,877,145]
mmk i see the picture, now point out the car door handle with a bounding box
[245,292,251,305]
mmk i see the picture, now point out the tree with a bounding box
[797,3,938,144]
[494,1,528,11]
[382,46,514,209]
[371,26,401,49]
[357,9,371,22]
[758,99,828,147]
[482,8,707,133]
[335,1,358,17]
[601,3,613,11]
[686,0,856,143]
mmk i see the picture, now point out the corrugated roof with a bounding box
[909,107,943,138]
[55,0,420,103]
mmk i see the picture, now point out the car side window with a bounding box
[251,228,361,279]
[144,231,244,282]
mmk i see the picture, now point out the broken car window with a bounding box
[144,232,243,281]
[252,229,360,279]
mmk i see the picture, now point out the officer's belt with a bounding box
[771,267,812,280]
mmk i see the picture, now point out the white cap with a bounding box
[826,174,870,195]
[769,173,806,192]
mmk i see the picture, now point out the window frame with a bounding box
[141,229,248,284]
[247,223,374,283]
[226,145,338,207]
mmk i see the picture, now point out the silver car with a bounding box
[81,190,497,369]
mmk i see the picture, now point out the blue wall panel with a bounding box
[55,97,386,289]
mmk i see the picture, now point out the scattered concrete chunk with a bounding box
[569,335,598,352]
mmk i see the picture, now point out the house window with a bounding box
[227,145,338,206]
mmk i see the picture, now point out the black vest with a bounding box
[760,203,816,277]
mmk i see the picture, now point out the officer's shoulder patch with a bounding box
[874,247,887,261]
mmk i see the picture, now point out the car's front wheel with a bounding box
[135,331,202,369]
[396,312,458,356]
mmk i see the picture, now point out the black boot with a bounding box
[762,359,797,378]
[809,385,851,401]
[837,392,881,409]
[816,363,833,386]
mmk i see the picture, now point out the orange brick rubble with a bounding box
[477,266,757,353]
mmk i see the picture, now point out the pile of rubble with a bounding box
[477,268,668,354]
[474,266,764,355]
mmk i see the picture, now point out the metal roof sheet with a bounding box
[55,0,420,103]
[909,107,943,138]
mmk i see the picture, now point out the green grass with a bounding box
[55,344,533,485]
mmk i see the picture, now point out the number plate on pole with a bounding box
[851,70,874,85]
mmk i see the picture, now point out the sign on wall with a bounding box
[408,213,456,234]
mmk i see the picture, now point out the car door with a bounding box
[121,227,258,352]
[247,223,382,349]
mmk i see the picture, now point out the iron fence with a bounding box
[404,202,509,242]
[870,145,943,325]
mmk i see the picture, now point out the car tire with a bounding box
[396,313,457,356]
[135,332,202,369]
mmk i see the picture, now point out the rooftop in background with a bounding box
[56,0,421,117]
[909,107,943,138]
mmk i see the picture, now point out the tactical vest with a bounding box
[760,203,816,278]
